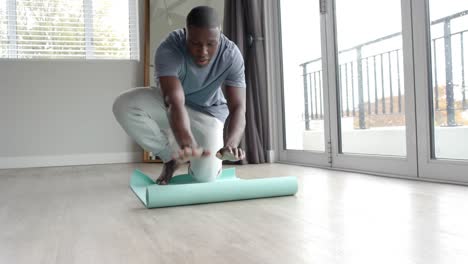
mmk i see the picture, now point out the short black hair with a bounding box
[186,6,220,28]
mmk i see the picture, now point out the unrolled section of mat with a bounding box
[130,168,298,208]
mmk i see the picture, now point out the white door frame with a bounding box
[412,0,468,183]
[325,0,418,177]
[267,0,332,168]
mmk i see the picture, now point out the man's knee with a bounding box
[189,158,222,183]
[112,88,149,120]
[113,89,133,120]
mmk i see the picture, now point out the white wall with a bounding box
[0,4,145,169]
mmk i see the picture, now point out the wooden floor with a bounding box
[1,163,468,264]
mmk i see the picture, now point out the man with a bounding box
[113,6,246,185]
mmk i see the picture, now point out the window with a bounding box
[0,0,139,60]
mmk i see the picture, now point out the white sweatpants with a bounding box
[112,87,224,182]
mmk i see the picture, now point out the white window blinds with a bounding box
[0,0,139,60]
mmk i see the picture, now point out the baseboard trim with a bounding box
[0,152,142,169]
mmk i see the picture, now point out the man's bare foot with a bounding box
[156,159,179,185]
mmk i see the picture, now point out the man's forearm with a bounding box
[224,107,246,147]
[167,103,194,147]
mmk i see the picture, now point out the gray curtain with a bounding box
[224,0,270,164]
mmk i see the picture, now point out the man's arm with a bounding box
[159,76,193,147]
[224,85,246,147]
[217,85,246,161]
[159,76,209,160]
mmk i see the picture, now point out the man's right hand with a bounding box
[173,145,211,163]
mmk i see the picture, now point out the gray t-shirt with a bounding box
[154,28,246,122]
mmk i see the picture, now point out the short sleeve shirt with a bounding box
[154,28,246,122]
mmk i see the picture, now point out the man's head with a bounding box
[186,6,220,67]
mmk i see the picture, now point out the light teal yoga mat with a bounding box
[130,168,298,208]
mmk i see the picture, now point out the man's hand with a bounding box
[173,145,211,163]
[216,146,245,161]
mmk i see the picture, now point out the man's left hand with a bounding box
[216,146,245,161]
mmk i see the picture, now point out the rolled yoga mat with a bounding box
[130,168,298,208]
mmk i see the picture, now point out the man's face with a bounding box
[186,26,220,67]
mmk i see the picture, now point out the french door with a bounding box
[275,0,417,177]
[413,0,468,183]
[272,0,468,183]
[275,0,331,167]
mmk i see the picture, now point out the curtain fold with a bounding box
[224,0,270,164]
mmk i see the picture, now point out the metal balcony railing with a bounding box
[300,10,468,130]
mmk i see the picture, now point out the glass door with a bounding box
[277,0,331,166]
[326,0,418,176]
[414,0,468,182]
[273,0,468,183]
